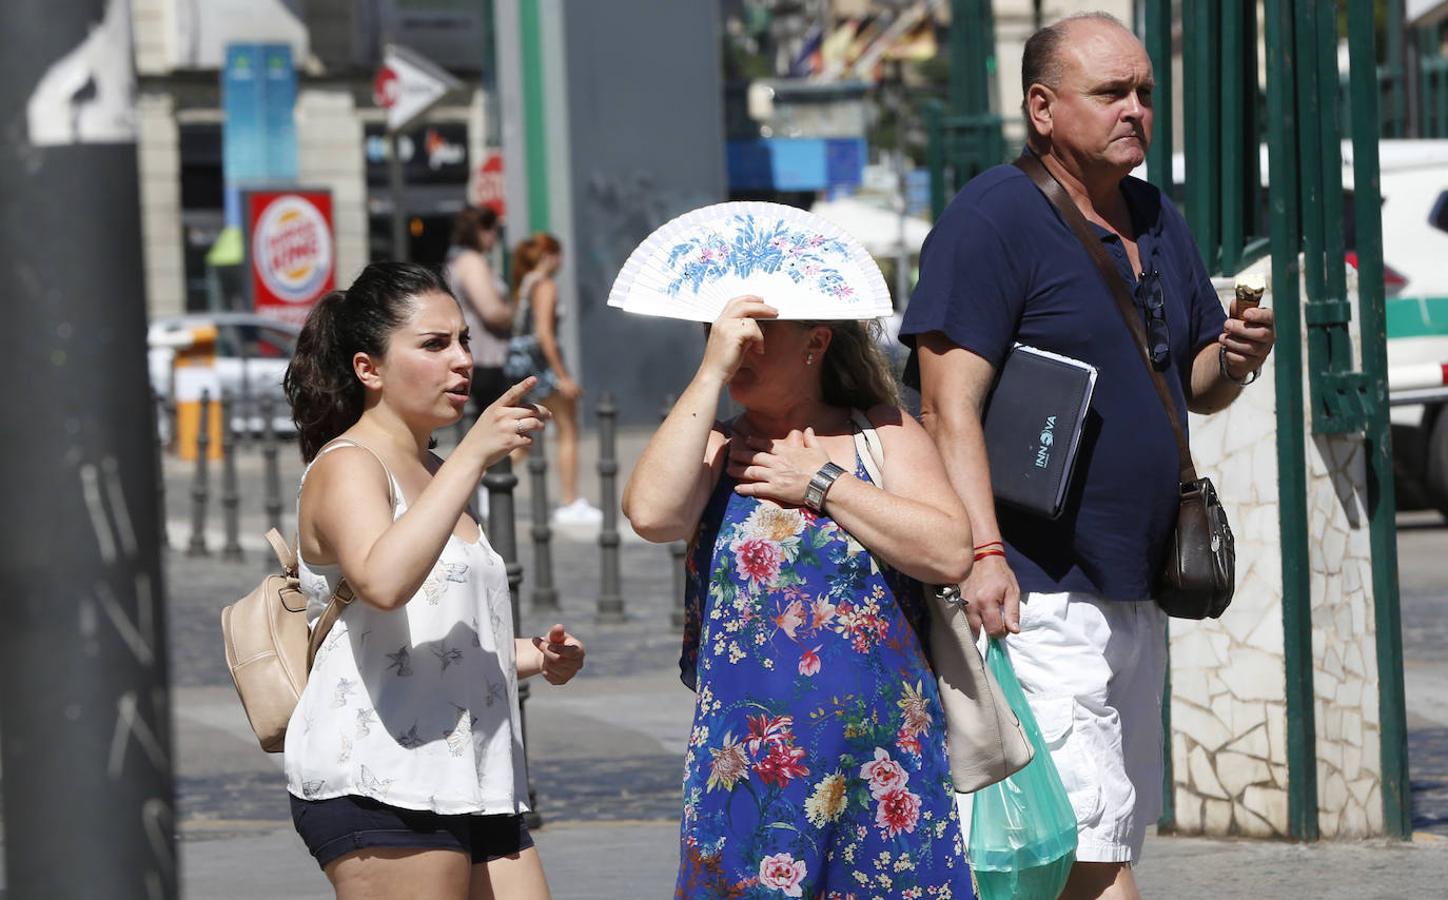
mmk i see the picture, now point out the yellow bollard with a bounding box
[173,325,223,461]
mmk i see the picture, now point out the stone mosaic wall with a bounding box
[1171,277,1290,836]
[1167,275,1383,838]
[1306,432,1384,837]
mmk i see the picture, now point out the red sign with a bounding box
[472,151,506,219]
[245,190,336,326]
[373,66,399,109]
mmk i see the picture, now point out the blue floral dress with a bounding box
[676,450,972,899]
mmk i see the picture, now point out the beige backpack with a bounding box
[220,529,353,752]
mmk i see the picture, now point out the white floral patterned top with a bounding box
[284,440,527,815]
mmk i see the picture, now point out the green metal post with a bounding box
[1294,0,1336,429]
[1441,60,1448,137]
[1314,1,1352,379]
[1265,0,1319,843]
[1143,0,1173,194]
[949,0,975,119]
[977,0,1002,165]
[1387,0,1405,137]
[1220,0,1246,274]
[1347,0,1412,841]
[1183,0,1221,271]
[518,0,550,233]
[925,101,947,221]
[1143,5,1176,831]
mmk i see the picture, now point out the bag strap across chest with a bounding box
[1012,152,1198,485]
[849,409,884,488]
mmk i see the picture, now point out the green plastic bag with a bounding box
[967,638,1078,900]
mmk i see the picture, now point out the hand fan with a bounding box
[607,201,893,322]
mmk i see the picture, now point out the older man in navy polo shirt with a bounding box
[901,13,1276,899]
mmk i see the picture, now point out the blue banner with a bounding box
[222,43,297,227]
[726,137,867,192]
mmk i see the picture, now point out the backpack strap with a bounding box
[307,581,355,670]
[265,528,297,576]
[849,409,885,489]
[295,438,401,669]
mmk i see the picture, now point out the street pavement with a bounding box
[8,424,1448,897]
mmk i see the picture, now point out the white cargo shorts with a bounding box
[1005,590,1168,864]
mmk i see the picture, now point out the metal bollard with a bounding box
[595,392,625,623]
[662,394,688,631]
[219,392,244,561]
[186,389,212,556]
[261,395,285,540]
[484,456,542,828]
[153,389,170,551]
[527,428,559,610]
[236,340,254,452]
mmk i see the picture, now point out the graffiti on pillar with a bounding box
[25,0,137,147]
[77,454,176,885]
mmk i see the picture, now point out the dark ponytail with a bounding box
[284,262,453,461]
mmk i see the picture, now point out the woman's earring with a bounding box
[806,352,814,366]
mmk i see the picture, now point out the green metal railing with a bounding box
[1345,0,1412,843]
[1164,0,1408,841]
[922,104,1005,219]
[1263,0,1319,843]
[924,0,1007,220]
[1177,0,1269,277]
[1267,0,1410,840]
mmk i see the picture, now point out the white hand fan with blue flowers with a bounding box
[607,201,893,322]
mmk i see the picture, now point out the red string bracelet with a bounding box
[973,548,1006,562]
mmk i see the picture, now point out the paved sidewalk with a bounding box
[8,428,1448,897]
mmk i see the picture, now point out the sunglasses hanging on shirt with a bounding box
[1135,268,1170,370]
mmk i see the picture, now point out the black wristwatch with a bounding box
[1219,344,1260,386]
[803,462,846,512]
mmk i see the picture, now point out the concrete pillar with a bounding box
[1171,264,1388,838]
[136,92,186,317]
[296,88,368,286]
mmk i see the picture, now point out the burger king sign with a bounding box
[245,190,336,326]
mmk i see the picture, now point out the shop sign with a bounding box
[245,189,335,324]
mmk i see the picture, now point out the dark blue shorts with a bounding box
[290,793,533,870]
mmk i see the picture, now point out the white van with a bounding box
[1360,140,1448,517]
[1145,140,1448,517]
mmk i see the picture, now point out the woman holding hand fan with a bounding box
[618,204,976,899]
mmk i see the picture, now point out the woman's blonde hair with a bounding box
[807,319,900,410]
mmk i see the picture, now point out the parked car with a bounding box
[148,313,300,437]
[1146,140,1448,517]
[1369,141,1448,517]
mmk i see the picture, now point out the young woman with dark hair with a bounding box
[282,261,584,899]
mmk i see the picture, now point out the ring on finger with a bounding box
[515,419,527,436]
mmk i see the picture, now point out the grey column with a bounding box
[0,2,177,896]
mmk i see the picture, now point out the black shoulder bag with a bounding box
[1013,153,1235,619]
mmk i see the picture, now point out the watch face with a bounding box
[804,484,824,510]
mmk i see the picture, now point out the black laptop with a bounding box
[982,344,1097,519]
